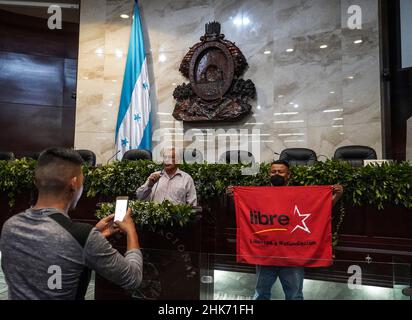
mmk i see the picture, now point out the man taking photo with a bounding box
[0,147,143,300]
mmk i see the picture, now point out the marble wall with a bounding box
[75,0,382,164]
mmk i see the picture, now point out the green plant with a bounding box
[1,159,411,213]
[0,158,36,207]
[95,200,195,227]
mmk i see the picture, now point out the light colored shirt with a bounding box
[136,168,197,206]
[0,208,143,300]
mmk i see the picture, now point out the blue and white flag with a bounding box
[115,1,151,160]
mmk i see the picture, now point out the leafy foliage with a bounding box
[1,159,411,213]
[0,158,36,207]
[95,200,195,227]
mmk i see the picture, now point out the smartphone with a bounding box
[114,196,129,222]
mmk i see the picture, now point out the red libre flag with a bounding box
[234,186,333,267]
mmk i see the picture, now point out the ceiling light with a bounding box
[323,109,343,113]
[263,50,271,55]
[320,44,328,49]
[274,112,299,116]
[158,54,167,62]
[354,39,363,44]
[286,48,294,53]
[120,14,130,19]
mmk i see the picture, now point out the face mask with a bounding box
[270,174,286,186]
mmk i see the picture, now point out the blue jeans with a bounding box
[253,265,304,300]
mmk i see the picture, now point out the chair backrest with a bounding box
[333,145,377,167]
[122,149,152,161]
[219,150,255,164]
[76,149,96,166]
[279,148,317,166]
[181,148,203,164]
[0,151,15,161]
[24,152,40,160]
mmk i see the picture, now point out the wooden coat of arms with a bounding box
[172,22,256,122]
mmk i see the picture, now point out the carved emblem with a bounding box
[172,22,256,122]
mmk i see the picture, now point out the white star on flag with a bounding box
[290,205,311,234]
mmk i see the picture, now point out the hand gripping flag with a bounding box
[234,186,333,267]
[115,1,151,160]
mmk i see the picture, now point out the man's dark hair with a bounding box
[35,148,83,194]
[270,160,290,169]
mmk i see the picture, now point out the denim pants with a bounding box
[253,265,304,300]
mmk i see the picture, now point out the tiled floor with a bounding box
[0,253,410,300]
[212,270,411,300]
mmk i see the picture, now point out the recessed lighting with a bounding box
[330,91,335,94]
[347,76,354,80]
[256,105,261,110]
[233,16,251,26]
[95,48,104,55]
[333,118,344,121]
[115,49,123,58]
[274,112,299,116]
[323,109,343,113]
[340,132,345,135]
[332,125,344,128]
[120,14,129,19]
[284,139,305,143]
[263,50,271,55]
[250,140,274,143]
[354,39,363,44]
[294,104,299,108]
[320,44,328,49]
[278,133,305,137]
[286,48,294,53]
[172,82,177,86]
[274,120,305,124]
[278,95,284,98]
[158,54,167,62]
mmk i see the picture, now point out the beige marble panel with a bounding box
[77,53,105,80]
[75,0,383,163]
[75,131,116,165]
[78,0,106,54]
[105,0,134,56]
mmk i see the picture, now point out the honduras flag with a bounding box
[115,1,151,160]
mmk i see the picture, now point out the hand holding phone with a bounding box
[114,196,129,222]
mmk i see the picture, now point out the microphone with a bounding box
[107,150,121,164]
[150,169,164,201]
[317,154,329,161]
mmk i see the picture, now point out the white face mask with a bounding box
[70,179,83,211]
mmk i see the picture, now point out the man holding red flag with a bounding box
[228,160,343,300]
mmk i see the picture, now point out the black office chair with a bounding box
[182,148,203,164]
[24,152,40,160]
[279,148,317,166]
[219,150,255,164]
[122,149,152,161]
[333,145,377,167]
[0,151,15,161]
[76,149,96,166]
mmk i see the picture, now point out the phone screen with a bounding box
[114,197,128,222]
